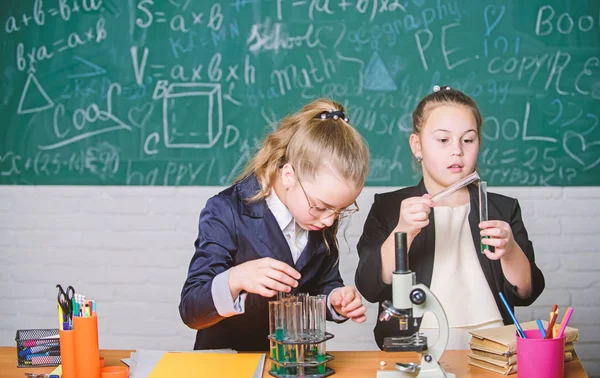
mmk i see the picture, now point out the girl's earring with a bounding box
[416,156,423,162]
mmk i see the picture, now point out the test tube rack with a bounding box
[268,294,336,378]
[267,331,335,378]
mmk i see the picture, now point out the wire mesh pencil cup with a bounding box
[268,294,335,377]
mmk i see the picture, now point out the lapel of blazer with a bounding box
[238,176,295,267]
[294,229,328,272]
[467,183,498,293]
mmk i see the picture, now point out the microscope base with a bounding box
[376,353,455,378]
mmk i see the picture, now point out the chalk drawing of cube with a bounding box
[163,83,223,148]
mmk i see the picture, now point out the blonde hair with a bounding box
[237,98,369,200]
[236,98,369,254]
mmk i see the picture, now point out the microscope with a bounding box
[377,232,455,378]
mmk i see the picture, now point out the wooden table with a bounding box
[0,347,588,377]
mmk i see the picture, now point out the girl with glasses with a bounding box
[179,98,370,351]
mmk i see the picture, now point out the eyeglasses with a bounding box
[296,177,359,219]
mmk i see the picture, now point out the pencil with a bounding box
[536,319,546,338]
[498,292,526,338]
[550,304,559,338]
[557,307,574,338]
[545,311,559,339]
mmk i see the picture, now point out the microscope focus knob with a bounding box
[410,288,426,305]
[379,309,393,322]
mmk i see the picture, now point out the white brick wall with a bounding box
[1,186,599,376]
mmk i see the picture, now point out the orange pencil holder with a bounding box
[73,315,101,378]
[59,329,76,378]
[101,366,129,378]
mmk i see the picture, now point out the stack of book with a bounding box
[468,320,579,375]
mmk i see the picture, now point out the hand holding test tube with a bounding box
[429,173,495,255]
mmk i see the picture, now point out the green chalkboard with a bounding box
[1,0,599,186]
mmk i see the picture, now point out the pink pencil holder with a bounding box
[516,329,565,378]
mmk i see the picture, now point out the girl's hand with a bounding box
[396,194,434,240]
[479,220,518,261]
[229,257,301,298]
[330,286,367,323]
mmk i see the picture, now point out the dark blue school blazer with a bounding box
[179,175,345,351]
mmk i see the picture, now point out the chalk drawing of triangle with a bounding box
[363,52,397,91]
[17,73,55,115]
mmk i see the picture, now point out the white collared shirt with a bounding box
[265,188,308,263]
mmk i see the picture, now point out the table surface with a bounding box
[0,347,588,377]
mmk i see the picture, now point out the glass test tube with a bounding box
[315,295,327,374]
[431,171,480,202]
[305,296,317,362]
[297,292,309,339]
[479,181,489,254]
[314,295,326,338]
[293,302,305,376]
[285,301,299,375]
[268,301,279,372]
[277,291,289,302]
[270,301,286,373]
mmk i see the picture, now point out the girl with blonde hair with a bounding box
[180,98,370,351]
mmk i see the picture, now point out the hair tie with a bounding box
[316,109,349,123]
[433,85,452,93]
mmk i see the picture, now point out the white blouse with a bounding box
[419,203,504,350]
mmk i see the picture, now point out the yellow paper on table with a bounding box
[148,352,263,378]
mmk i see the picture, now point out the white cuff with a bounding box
[211,269,247,317]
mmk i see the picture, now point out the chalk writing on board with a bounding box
[535,5,599,36]
[17,73,55,114]
[1,0,599,186]
[41,85,131,150]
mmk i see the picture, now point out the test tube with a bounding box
[277,291,290,302]
[296,294,306,323]
[296,293,309,338]
[431,171,480,202]
[285,301,298,375]
[306,296,314,336]
[269,301,286,373]
[294,302,305,377]
[314,295,326,338]
[315,295,327,374]
[269,301,277,372]
[268,301,278,372]
[305,296,317,362]
[479,180,490,254]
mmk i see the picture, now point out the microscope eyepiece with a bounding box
[394,232,409,274]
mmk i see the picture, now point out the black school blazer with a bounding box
[355,179,545,349]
